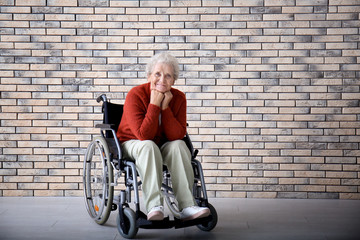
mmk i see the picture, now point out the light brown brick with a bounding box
[3,190,34,197]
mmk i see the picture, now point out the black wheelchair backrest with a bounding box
[102,100,123,138]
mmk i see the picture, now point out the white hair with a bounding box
[146,52,179,81]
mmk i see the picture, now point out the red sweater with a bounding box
[117,82,187,146]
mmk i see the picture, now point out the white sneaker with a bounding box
[147,206,164,221]
[180,206,210,221]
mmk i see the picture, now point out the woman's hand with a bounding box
[150,88,164,107]
[150,81,172,109]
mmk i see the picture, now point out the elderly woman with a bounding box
[117,52,210,221]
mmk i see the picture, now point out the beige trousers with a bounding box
[121,139,196,213]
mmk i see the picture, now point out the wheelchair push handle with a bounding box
[97,94,108,103]
[193,149,199,158]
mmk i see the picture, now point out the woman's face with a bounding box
[148,63,175,93]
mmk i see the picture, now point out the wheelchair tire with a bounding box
[197,203,218,232]
[83,136,114,225]
[163,177,181,218]
[117,207,138,239]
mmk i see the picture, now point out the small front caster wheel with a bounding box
[117,207,138,239]
[197,203,218,232]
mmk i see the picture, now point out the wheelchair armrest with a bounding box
[95,123,123,161]
[95,123,116,131]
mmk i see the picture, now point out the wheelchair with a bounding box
[83,94,218,239]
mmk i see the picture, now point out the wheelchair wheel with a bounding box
[197,203,218,232]
[163,176,181,218]
[117,207,138,239]
[165,194,180,218]
[83,136,114,225]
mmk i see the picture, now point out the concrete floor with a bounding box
[0,197,359,240]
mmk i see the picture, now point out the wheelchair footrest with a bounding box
[136,211,213,230]
[137,216,173,229]
[174,215,213,229]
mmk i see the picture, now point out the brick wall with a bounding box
[0,0,359,199]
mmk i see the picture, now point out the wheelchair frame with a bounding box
[83,94,217,239]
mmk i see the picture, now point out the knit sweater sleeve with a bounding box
[161,90,187,141]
